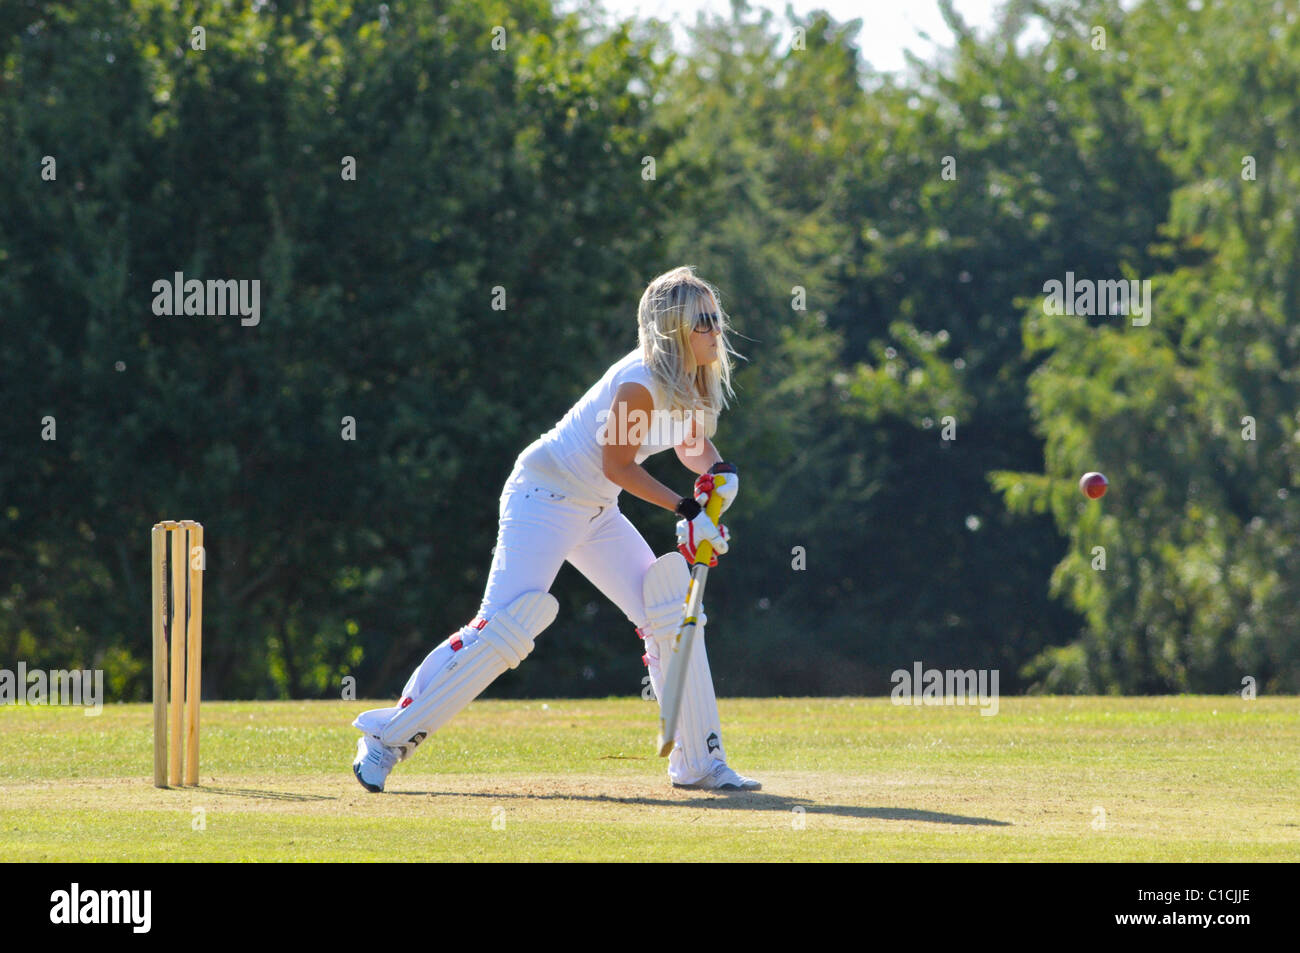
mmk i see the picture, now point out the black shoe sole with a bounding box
[672,781,762,791]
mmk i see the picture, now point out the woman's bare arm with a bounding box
[674,411,722,475]
[601,382,684,513]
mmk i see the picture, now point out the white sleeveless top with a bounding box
[517,350,694,504]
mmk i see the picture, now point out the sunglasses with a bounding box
[691,311,722,334]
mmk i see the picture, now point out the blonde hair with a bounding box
[636,266,737,437]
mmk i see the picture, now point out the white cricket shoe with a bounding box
[352,734,401,793]
[673,762,762,791]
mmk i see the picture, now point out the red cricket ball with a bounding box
[1079,471,1108,499]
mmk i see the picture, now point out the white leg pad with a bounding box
[370,591,558,750]
[640,554,724,783]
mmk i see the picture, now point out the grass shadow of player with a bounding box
[193,786,337,802]
[388,788,1009,825]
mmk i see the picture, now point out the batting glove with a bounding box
[692,462,739,516]
[674,497,730,566]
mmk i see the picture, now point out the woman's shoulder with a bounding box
[606,350,661,405]
[608,349,651,384]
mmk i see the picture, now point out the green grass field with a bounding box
[2,697,1297,861]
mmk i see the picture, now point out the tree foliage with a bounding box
[3,0,1295,699]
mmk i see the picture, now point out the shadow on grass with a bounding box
[187,786,337,802]
[388,788,1009,825]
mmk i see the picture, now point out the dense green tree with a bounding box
[4,0,1296,701]
[994,0,1300,691]
[1,0,675,697]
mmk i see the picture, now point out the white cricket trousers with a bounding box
[479,461,659,624]
[398,461,656,701]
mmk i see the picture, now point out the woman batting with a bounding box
[352,266,759,792]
